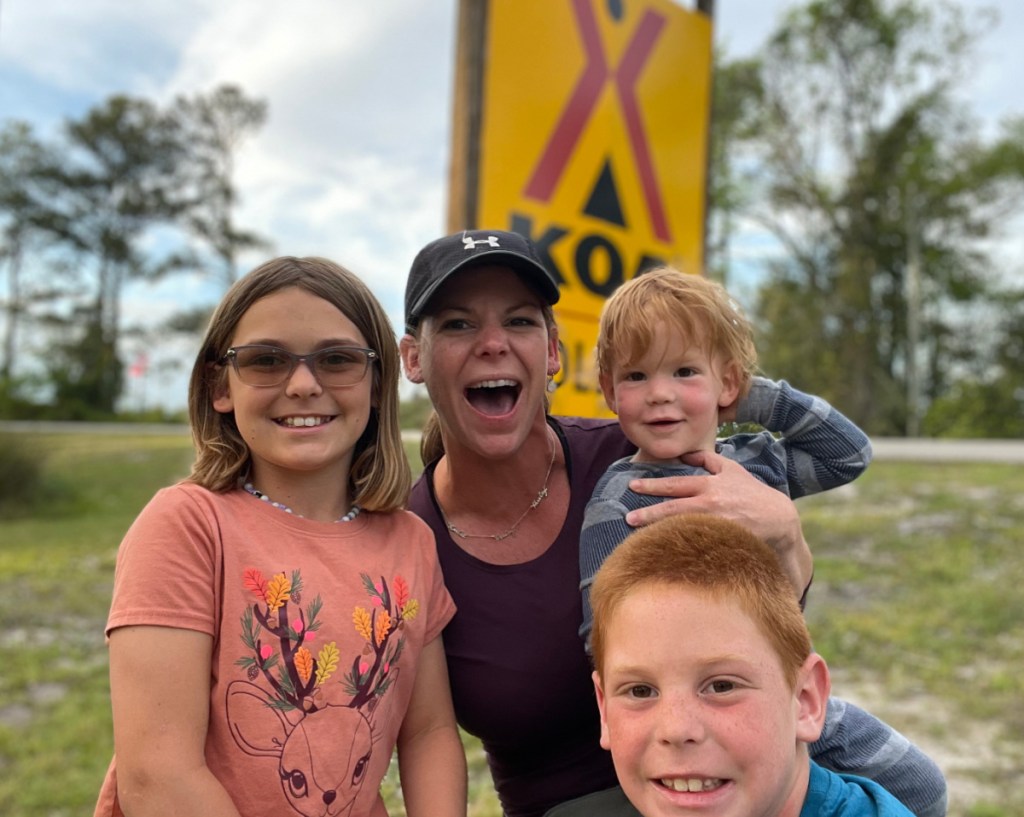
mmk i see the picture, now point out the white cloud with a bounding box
[0,0,209,97]
[155,0,457,312]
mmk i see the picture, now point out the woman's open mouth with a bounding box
[465,379,521,416]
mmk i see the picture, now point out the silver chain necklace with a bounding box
[441,432,557,542]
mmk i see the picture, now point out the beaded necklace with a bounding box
[242,482,362,523]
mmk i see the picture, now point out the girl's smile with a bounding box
[275,414,336,427]
[212,286,374,518]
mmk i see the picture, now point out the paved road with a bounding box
[869,437,1024,463]
[2,421,1023,463]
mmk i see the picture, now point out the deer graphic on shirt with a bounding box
[227,569,417,817]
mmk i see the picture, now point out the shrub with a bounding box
[0,433,44,516]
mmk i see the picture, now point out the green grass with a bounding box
[800,463,1024,815]
[0,432,195,816]
[0,429,1020,816]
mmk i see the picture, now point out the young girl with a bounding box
[94,257,466,817]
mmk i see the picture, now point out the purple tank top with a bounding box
[409,416,634,817]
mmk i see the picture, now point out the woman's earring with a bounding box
[546,378,558,394]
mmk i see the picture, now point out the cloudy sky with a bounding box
[2,0,1022,409]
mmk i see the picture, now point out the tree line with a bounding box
[708,0,1024,437]
[0,85,267,418]
[2,0,1024,435]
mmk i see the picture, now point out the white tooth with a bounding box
[474,379,516,389]
[282,416,324,427]
[661,778,722,793]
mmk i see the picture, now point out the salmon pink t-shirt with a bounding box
[94,483,454,817]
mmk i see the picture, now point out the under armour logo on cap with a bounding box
[405,229,561,331]
[463,235,501,250]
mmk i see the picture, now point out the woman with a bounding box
[398,229,814,817]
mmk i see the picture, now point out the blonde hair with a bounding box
[187,256,410,511]
[596,268,757,395]
[590,514,811,691]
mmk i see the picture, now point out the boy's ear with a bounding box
[592,670,612,750]
[399,334,424,384]
[794,653,831,744]
[598,371,618,415]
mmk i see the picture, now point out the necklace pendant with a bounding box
[437,430,558,542]
[447,522,467,539]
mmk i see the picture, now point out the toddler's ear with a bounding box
[794,654,831,744]
[718,361,742,409]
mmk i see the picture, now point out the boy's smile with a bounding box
[593,582,824,817]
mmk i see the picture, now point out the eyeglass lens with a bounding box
[228,345,374,387]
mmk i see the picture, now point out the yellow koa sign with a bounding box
[448,0,713,417]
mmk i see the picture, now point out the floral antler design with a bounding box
[344,573,418,709]
[236,567,339,712]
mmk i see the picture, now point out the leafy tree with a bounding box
[923,287,1024,437]
[47,316,124,419]
[0,85,269,418]
[0,121,70,384]
[174,84,270,289]
[717,0,1024,435]
[706,56,762,287]
[33,96,190,413]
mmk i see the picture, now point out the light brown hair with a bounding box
[590,514,811,690]
[596,268,758,396]
[187,256,410,511]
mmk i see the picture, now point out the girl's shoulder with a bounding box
[368,506,433,533]
[136,480,223,517]
[361,507,439,549]
[146,480,260,517]
[126,482,270,547]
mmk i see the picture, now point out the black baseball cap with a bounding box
[404,229,561,331]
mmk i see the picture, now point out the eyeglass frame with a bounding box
[218,344,378,388]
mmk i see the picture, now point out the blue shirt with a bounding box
[801,760,916,816]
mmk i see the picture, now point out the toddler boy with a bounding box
[581,267,872,636]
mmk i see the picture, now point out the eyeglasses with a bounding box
[220,344,377,388]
